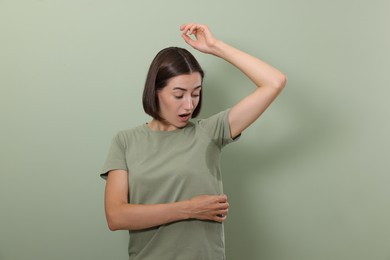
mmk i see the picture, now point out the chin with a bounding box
[176,122,188,128]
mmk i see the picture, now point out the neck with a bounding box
[148,119,178,131]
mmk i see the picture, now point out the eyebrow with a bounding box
[172,85,202,91]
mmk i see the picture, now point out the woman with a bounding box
[101,23,286,260]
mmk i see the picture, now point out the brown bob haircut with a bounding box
[142,47,205,121]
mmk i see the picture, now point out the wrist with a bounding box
[210,40,234,60]
[210,39,225,56]
[177,200,192,220]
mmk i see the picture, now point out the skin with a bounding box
[148,72,202,131]
[104,23,287,231]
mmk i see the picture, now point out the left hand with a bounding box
[180,23,218,54]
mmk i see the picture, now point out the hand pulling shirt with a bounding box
[101,109,239,260]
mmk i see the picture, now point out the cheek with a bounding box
[194,96,200,107]
[160,97,181,114]
[158,95,171,109]
[194,98,200,106]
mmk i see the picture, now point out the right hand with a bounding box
[187,194,230,223]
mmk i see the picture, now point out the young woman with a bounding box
[101,23,286,260]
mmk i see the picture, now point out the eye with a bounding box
[192,92,200,98]
[174,95,183,99]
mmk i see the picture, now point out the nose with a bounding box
[183,96,194,111]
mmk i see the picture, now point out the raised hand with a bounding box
[180,23,218,54]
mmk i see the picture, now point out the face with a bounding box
[155,72,202,131]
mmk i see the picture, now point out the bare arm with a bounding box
[181,23,287,139]
[104,170,230,231]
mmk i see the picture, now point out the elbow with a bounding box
[106,210,139,231]
[106,216,120,231]
[107,221,120,231]
[108,225,118,231]
[274,73,287,91]
[105,210,124,231]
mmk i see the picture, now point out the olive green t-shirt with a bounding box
[101,109,238,260]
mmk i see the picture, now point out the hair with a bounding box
[142,47,205,121]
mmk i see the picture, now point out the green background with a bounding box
[1,0,389,259]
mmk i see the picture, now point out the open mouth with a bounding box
[178,113,191,122]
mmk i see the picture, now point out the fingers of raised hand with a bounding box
[180,23,207,37]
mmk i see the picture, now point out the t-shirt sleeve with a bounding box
[100,132,128,180]
[198,109,240,149]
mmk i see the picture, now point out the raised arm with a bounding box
[181,23,287,139]
[104,170,230,231]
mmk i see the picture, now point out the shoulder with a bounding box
[192,109,238,148]
[117,124,145,136]
[193,109,230,128]
[112,124,147,146]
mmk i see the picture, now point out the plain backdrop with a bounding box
[1,0,389,259]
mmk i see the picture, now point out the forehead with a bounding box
[165,72,202,91]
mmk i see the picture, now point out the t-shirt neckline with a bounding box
[143,123,187,135]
